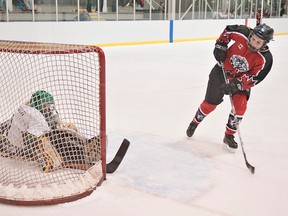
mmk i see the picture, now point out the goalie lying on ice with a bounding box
[0,90,100,172]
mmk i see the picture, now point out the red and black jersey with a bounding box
[216,25,273,90]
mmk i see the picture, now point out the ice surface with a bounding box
[1,36,288,216]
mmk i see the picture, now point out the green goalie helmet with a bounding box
[30,90,54,111]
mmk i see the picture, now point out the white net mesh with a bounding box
[0,40,106,205]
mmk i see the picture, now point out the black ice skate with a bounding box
[186,121,198,137]
[223,134,238,153]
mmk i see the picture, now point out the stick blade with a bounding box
[106,138,130,174]
[246,162,255,174]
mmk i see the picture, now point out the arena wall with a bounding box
[0,18,287,46]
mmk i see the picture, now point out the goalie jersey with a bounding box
[6,104,50,148]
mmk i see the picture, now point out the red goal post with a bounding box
[0,40,106,205]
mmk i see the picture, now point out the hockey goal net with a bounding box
[0,40,106,205]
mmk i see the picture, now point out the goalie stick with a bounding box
[106,138,130,174]
[220,62,255,174]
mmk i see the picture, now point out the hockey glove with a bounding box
[220,79,243,95]
[213,42,227,62]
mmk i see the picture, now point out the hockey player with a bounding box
[0,90,99,172]
[186,23,274,152]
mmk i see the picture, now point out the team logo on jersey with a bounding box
[230,55,248,73]
[241,75,255,89]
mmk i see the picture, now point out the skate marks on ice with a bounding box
[107,129,213,202]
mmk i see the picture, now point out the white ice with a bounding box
[2,36,288,216]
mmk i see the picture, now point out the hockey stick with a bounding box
[106,138,130,174]
[220,63,255,174]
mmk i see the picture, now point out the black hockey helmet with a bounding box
[252,23,274,43]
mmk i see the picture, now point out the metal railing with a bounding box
[0,0,287,22]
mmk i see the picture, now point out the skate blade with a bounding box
[222,143,235,153]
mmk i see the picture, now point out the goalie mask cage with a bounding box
[0,40,106,205]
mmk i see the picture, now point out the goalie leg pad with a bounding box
[44,129,100,170]
[36,136,63,172]
[19,132,63,172]
[85,136,101,163]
